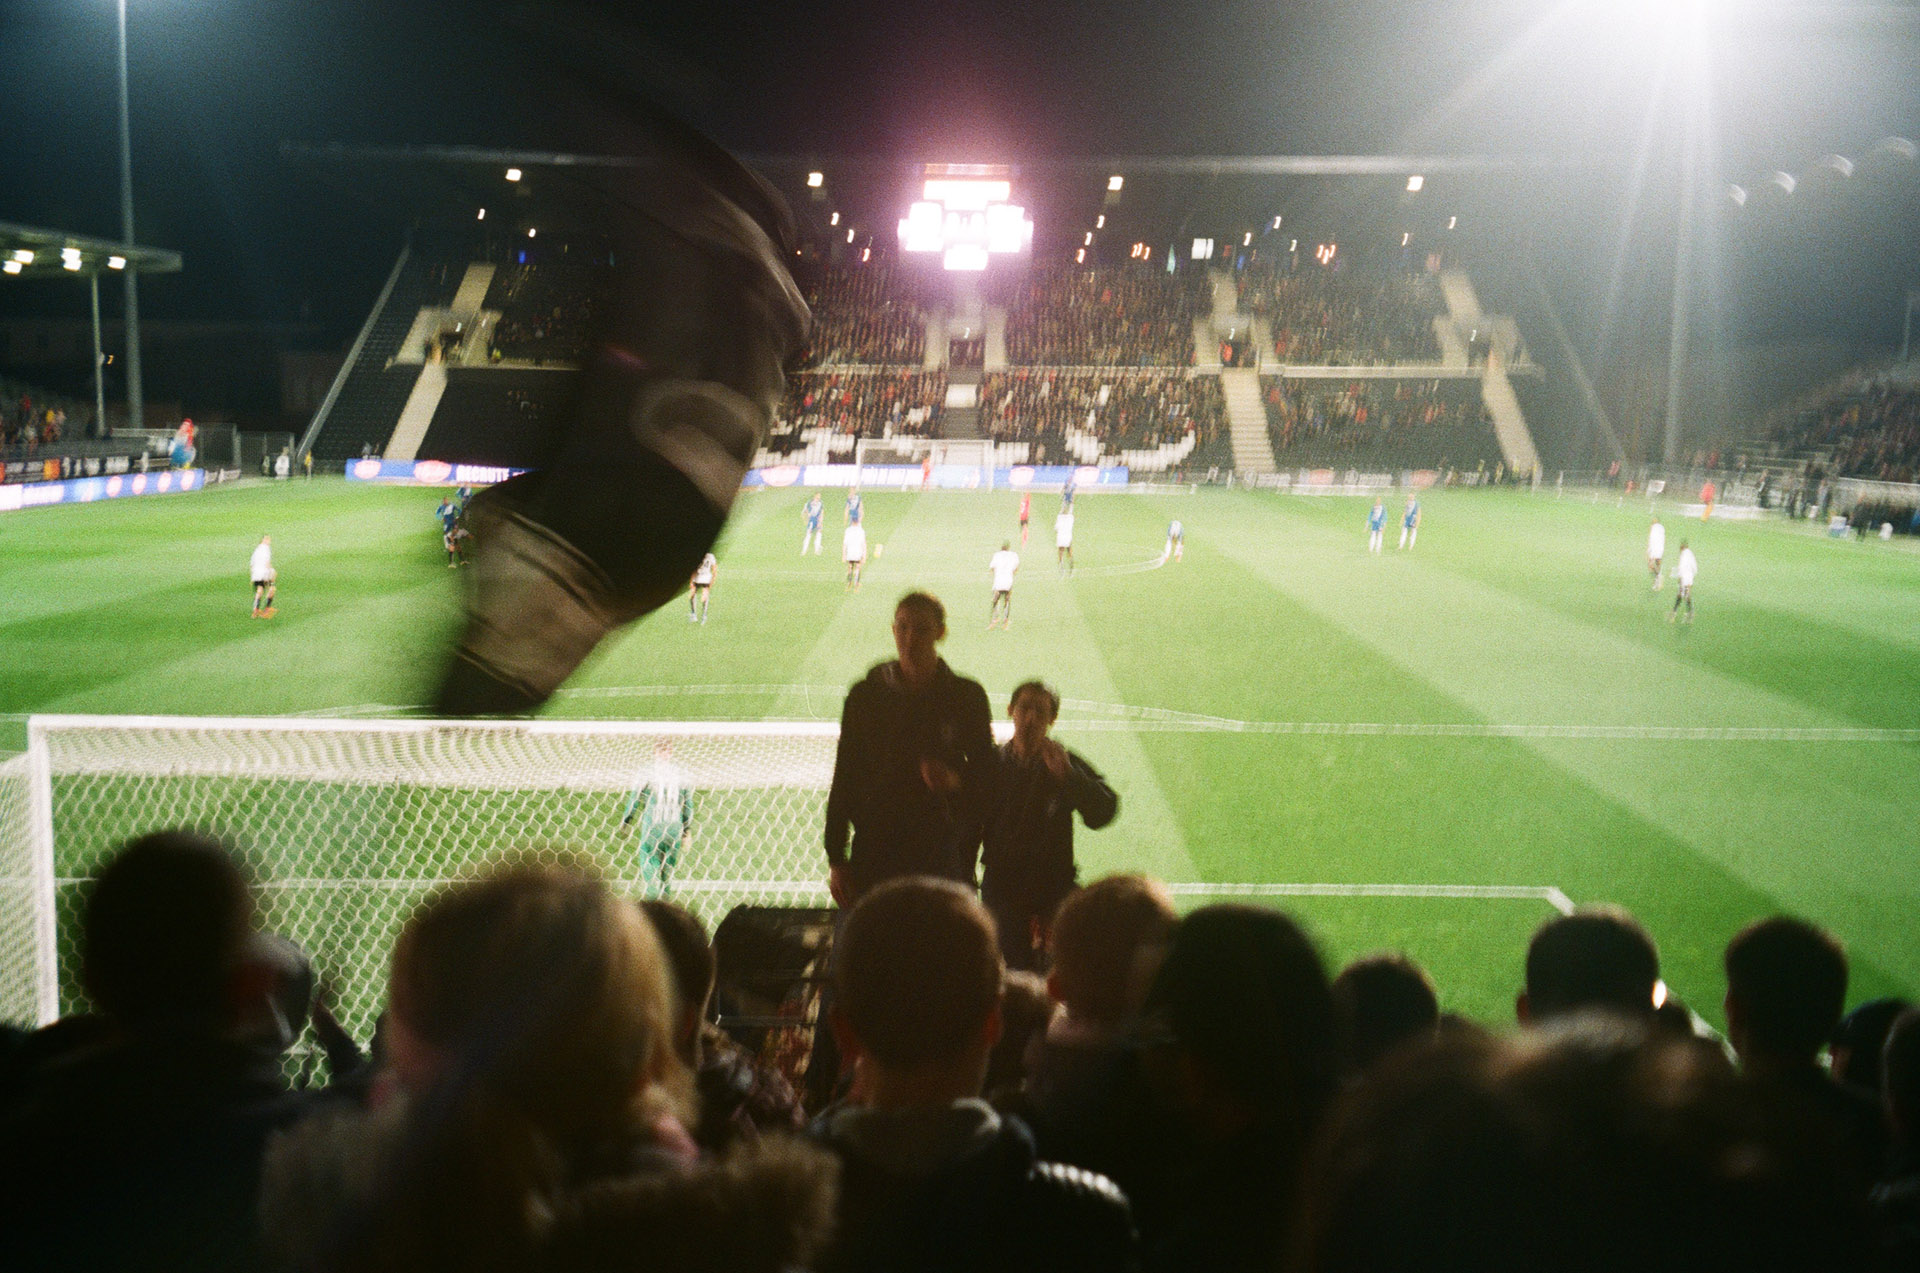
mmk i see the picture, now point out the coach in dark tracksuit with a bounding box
[825,592,997,907]
[982,680,1120,971]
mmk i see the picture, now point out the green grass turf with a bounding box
[3,476,1918,1030]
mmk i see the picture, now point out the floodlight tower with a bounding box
[115,0,144,433]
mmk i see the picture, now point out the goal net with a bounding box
[2,715,839,1066]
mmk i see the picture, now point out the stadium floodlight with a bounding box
[946,244,990,271]
[1289,239,1297,251]
[846,228,856,243]
[107,256,126,270]
[1084,231,1093,246]
[1074,247,1085,263]
[1095,214,1105,229]
[476,207,486,220]
[11,250,32,264]
[2,261,20,275]
[1402,231,1411,246]
[1107,175,1124,191]
[861,247,871,263]
[1243,232,1252,246]
[1272,216,1283,229]
[1447,216,1457,229]
[807,171,824,187]
[1407,174,1424,192]
[898,165,1032,270]
[505,167,522,182]
[1192,237,1213,260]
[829,211,840,226]
[62,254,83,272]
[527,227,537,238]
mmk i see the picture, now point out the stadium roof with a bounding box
[0,221,181,280]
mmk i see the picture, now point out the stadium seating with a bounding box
[416,369,578,469]
[1262,376,1499,469]
[1239,265,1445,366]
[1003,265,1198,367]
[979,370,1225,472]
[482,253,605,366]
[1768,373,1920,484]
[797,266,930,367]
[774,371,949,441]
[308,253,464,464]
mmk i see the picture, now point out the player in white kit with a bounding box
[988,542,1020,628]
[1647,517,1666,590]
[688,552,716,623]
[1055,508,1075,574]
[1669,541,1697,623]
[249,535,277,619]
[843,521,868,590]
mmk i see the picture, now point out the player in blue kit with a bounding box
[846,488,863,526]
[802,493,824,555]
[1399,496,1421,550]
[1367,498,1386,554]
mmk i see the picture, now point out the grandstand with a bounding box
[297,204,1540,481]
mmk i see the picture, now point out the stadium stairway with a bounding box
[984,306,1008,370]
[1220,368,1277,473]
[1193,318,1222,369]
[302,247,463,465]
[1481,350,1542,476]
[383,363,448,462]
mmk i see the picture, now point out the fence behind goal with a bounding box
[1,715,840,1063]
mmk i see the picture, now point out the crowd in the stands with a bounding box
[485,258,603,365]
[980,370,1224,456]
[778,371,949,438]
[1004,266,1196,367]
[4,817,1914,1273]
[3,385,82,450]
[1239,266,1444,366]
[1770,376,1920,485]
[799,268,928,367]
[1263,377,1491,457]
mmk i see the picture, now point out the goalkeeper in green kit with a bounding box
[622,740,693,897]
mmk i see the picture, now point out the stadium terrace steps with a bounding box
[1482,355,1542,475]
[1193,318,1223,369]
[306,249,464,465]
[383,363,448,462]
[1220,368,1277,473]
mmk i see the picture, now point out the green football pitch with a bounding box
[3,476,1917,1030]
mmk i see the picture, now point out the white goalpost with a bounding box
[1,715,842,1048]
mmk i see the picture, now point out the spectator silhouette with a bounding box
[0,830,307,1273]
[1133,903,1339,1272]
[1332,952,1440,1075]
[1724,915,1886,1185]
[981,679,1120,972]
[639,898,805,1154]
[1516,905,1660,1025]
[1873,1007,1920,1269]
[824,592,996,907]
[1832,996,1913,1098]
[810,877,1137,1273]
[1294,1016,1867,1273]
[260,861,835,1273]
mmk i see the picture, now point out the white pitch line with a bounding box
[31,877,1567,913]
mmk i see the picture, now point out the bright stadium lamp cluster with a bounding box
[897,164,1033,272]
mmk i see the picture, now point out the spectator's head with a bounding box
[1332,953,1439,1073]
[892,591,946,678]
[833,877,1003,1103]
[1047,873,1176,1028]
[81,830,255,1031]
[1724,916,1848,1069]
[1518,906,1659,1024]
[985,969,1051,1101]
[1295,1017,1866,1273]
[1143,904,1337,1140]
[1829,996,1910,1095]
[1008,679,1061,747]
[1883,1007,1920,1152]
[388,860,689,1135]
[639,899,717,1068]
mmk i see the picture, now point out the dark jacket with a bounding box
[811,1098,1138,1273]
[0,1023,309,1273]
[824,659,995,897]
[982,741,1119,913]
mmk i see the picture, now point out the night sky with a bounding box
[2,0,1918,419]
